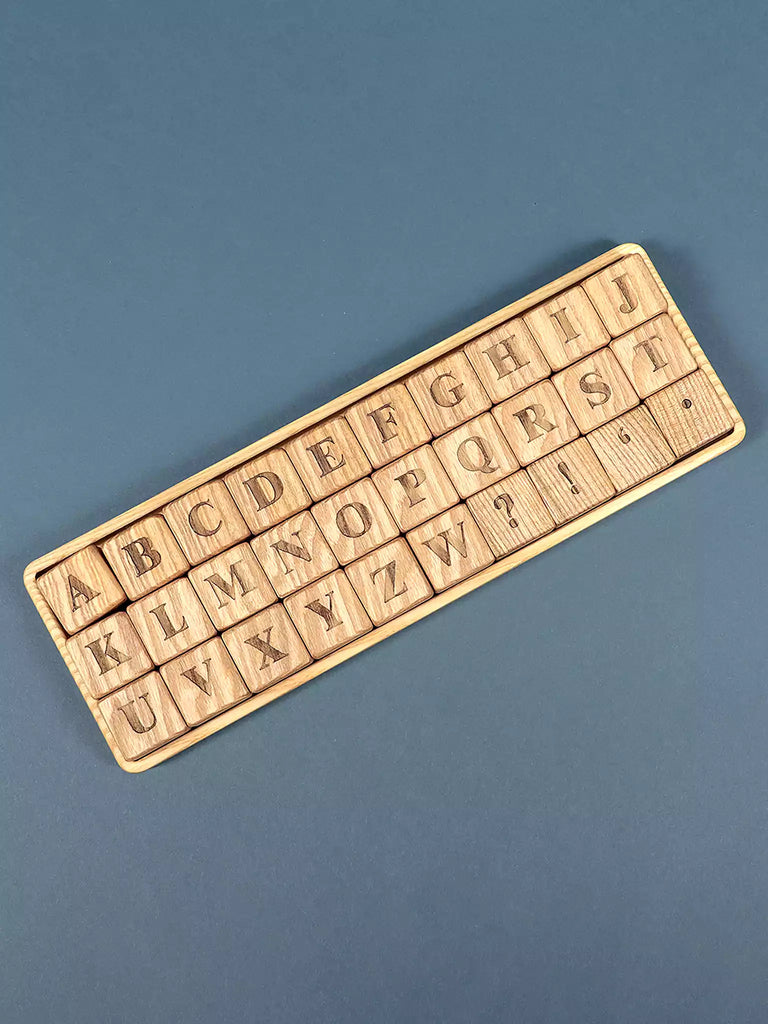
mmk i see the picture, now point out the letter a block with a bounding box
[38,545,125,634]
[407,504,493,591]
[97,672,188,761]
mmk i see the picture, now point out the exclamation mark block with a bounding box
[527,438,615,524]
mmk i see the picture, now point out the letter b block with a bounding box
[101,515,189,600]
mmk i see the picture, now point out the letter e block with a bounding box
[285,416,371,501]
[66,610,154,698]
[407,504,494,591]
[98,672,187,761]
[283,570,372,658]
[102,515,189,601]
[223,604,313,692]
[38,545,125,634]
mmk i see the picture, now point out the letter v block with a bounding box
[160,637,249,726]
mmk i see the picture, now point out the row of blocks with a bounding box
[35,253,735,762]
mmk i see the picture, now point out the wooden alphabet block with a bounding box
[465,471,555,558]
[407,504,494,591]
[224,447,311,534]
[345,538,433,626]
[432,413,520,497]
[463,316,551,402]
[523,284,610,370]
[188,542,276,630]
[405,351,491,435]
[371,444,459,531]
[345,382,432,467]
[223,604,313,692]
[552,347,639,432]
[127,578,217,664]
[583,253,666,336]
[250,509,338,598]
[65,611,154,698]
[587,406,675,492]
[283,569,372,658]
[97,672,188,760]
[610,313,698,397]
[101,515,189,601]
[527,437,615,525]
[38,545,125,634]
[311,478,399,563]
[493,379,580,466]
[285,416,372,501]
[160,637,249,727]
[644,370,733,458]
[163,480,249,565]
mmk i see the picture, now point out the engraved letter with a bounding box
[148,603,188,641]
[483,338,530,380]
[550,308,580,345]
[335,502,373,538]
[368,403,399,443]
[456,435,497,475]
[306,437,346,477]
[305,592,341,631]
[84,632,128,675]
[633,337,668,373]
[271,530,312,575]
[203,560,255,610]
[122,537,161,577]
[244,471,283,510]
[513,404,555,441]
[421,521,467,566]
[188,500,222,537]
[370,560,407,603]
[68,575,99,613]
[117,694,156,734]
[429,373,465,408]
[394,467,427,507]
[180,658,213,695]
[244,626,286,670]
[613,273,638,314]
[579,370,611,408]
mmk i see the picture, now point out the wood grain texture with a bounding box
[163,480,249,565]
[24,244,745,771]
[283,570,372,659]
[583,253,667,336]
[127,578,217,664]
[587,406,675,493]
[345,382,432,468]
[523,284,610,370]
[160,637,249,727]
[552,348,639,432]
[96,672,188,761]
[224,447,311,534]
[407,504,494,592]
[492,379,580,466]
[222,604,313,692]
[644,370,733,458]
[432,413,520,497]
[345,538,433,626]
[101,515,189,601]
[371,444,460,531]
[311,477,399,563]
[65,611,154,698]
[188,542,276,629]
[463,316,551,402]
[466,471,555,558]
[405,351,492,435]
[527,437,616,525]
[38,545,125,634]
[284,415,372,501]
[609,313,697,398]
[250,510,338,598]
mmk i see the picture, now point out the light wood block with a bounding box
[432,413,520,497]
[371,444,459,531]
[552,348,639,432]
[250,509,338,598]
[66,611,154,698]
[405,351,491,435]
[223,604,313,693]
[493,379,580,466]
[224,447,311,534]
[610,313,698,397]
[345,382,432,468]
[188,542,276,630]
[527,437,615,525]
[98,672,188,760]
[160,637,249,727]
[466,471,555,558]
[285,415,371,501]
[283,570,372,658]
[644,370,733,458]
[102,515,189,601]
[523,284,610,370]
[311,478,399,563]
[163,480,249,565]
[345,538,433,626]
[38,545,125,634]
[583,253,666,336]
[407,504,494,591]
[463,316,551,402]
[127,578,216,664]
[587,406,675,493]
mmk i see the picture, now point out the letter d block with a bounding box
[98,672,188,761]
[224,447,311,534]
[101,515,189,600]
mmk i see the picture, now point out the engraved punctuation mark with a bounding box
[618,425,632,445]
[557,462,579,494]
[493,493,519,529]
[682,398,693,409]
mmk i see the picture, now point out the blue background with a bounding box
[3,2,767,1022]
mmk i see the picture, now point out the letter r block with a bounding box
[493,380,579,465]
[101,515,189,600]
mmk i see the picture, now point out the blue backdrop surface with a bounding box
[2,2,767,1022]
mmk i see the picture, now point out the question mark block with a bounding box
[527,438,615,525]
[587,407,675,493]
[466,471,555,558]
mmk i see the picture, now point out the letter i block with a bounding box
[97,672,188,761]
[311,477,399,563]
[163,480,249,564]
[527,437,615,525]
[405,351,491,435]
[406,504,494,591]
[285,416,372,501]
[493,380,579,466]
[345,382,432,467]
[283,569,372,659]
[223,604,313,692]
[372,445,459,531]
[188,542,276,629]
[66,610,154,698]
[523,284,610,370]
[583,253,667,336]
[224,447,311,534]
[127,578,217,664]
[101,515,189,600]
[466,471,555,558]
[463,316,551,401]
[160,637,249,726]
[552,348,639,432]
[38,545,125,634]
[432,412,520,497]
[250,510,338,597]
[345,538,433,625]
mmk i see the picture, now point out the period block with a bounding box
[160,637,249,727]
[250,510,338,598]
[405,351,491,435]
[523,284,610,370]
[98,672,188,761]
[587,406,675,492]
[407,504,494,591]
[372,444,459,531]
[583,253,666,336]
[610,314,698,397]
[311,478,399,564]
[127,578,216,664]
[345,538,433,626]
[463,316,551,402]
[283,570,372,659]
[163,480,249,565]
[552,348,639,432]
[101,515,189,601]
[466,471,555,558]
[345,382,432,468]
[188,542,276,630]
[224,447,311,534]
[38,545,125,634]
[223,604,313,693]
[432,413,520,497]
[644,370,733,458]
[493,380,580,466]
[527,437,615,525]
[284,416,371,501]
[65,610,154,698]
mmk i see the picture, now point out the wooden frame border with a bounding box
[24,244,745,771]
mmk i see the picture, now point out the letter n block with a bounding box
[493,380,579,466]
[250,510,338,597]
